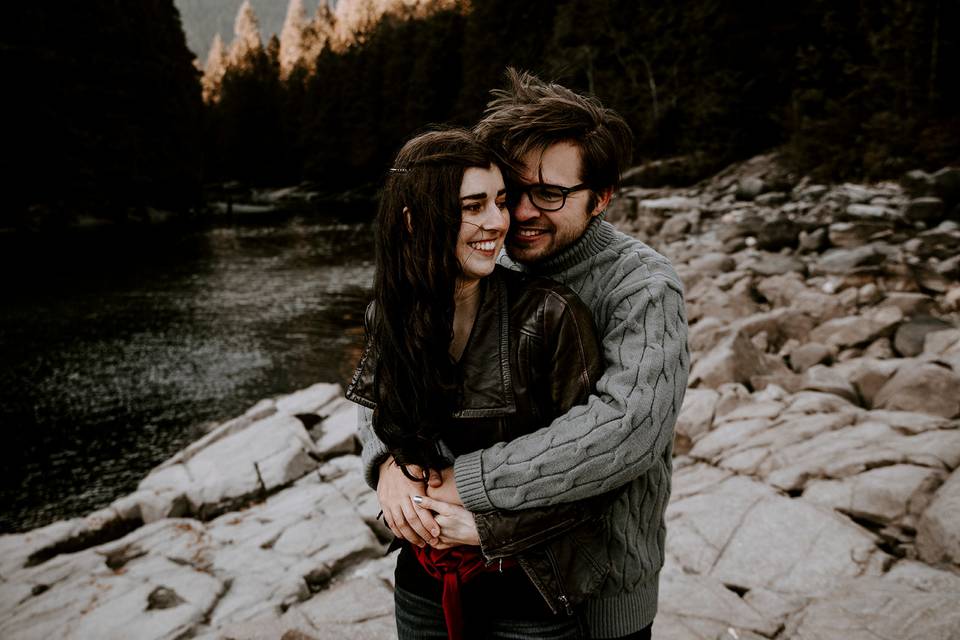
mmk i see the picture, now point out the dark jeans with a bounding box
[394,586,653,640]
[395,585,584,640]
[613,625,652,640]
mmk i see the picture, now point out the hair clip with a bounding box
[388,167,409,174]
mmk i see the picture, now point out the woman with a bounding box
[347,129,606,640]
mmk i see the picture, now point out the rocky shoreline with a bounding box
[2,155,959,639]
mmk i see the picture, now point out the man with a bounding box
[360,69,689,639]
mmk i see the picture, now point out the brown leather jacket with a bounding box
[347,265,610,615]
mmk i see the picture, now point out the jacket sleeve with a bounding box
[454,272,689,514]
[349,301,394,491]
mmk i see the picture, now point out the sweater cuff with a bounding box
[361,436,391,491]
[454,450,495,513]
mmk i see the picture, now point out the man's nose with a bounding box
[512,191,540,223]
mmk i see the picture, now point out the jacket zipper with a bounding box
[489,551,573,616]
[545,547,574,616]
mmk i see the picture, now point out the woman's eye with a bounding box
[496,199,508,210]
[463,203,482,213]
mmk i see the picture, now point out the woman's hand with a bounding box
[377,457,440,547]
[413,495,480,547]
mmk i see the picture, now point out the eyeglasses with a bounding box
[510,182,590,212]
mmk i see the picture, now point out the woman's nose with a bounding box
[484,202,509,231]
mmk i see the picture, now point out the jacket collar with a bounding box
[453,268,516,418]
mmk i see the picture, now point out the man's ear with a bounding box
[590,187,614,218]
[403,206,412,232]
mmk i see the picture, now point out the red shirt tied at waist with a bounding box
[411,544,518,640]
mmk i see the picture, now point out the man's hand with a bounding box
[377,457,440,547]
[425,466,462,505]
[413,495,479,547]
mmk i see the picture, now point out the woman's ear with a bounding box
[403,206,412,233]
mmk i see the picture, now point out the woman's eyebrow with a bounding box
[460,192,487,201]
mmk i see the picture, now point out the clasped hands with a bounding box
[377,456,480,548]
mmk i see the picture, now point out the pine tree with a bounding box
[202,33,228,103]
[304,4,338,58]
[337,0,381,43]
[230,0,263,66]
[279,0,307,76]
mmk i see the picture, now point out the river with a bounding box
[0,210,375,532]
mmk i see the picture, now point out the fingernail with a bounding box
[412,495,423,504]
[432,529,440,536]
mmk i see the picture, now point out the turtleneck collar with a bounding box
[528,216,617,275]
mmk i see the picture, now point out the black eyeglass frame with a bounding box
[510,182,591,212]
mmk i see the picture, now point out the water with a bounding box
[0,210,375,533]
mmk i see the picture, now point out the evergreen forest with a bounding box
[7,0,959,225]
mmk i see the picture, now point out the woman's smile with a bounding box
[467,238,498,253]
[457,164,509,282]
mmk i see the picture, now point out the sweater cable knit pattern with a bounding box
[358,217,689,638]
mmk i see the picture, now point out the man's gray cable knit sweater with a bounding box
[358,217,690,638]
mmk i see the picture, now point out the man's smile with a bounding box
[510,227,550,242]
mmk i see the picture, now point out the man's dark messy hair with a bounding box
[474,68,633,210]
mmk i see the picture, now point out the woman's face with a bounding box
[457,164,509,284]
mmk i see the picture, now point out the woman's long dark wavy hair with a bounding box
[371,128,501,479]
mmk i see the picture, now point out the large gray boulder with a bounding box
[674,389,720,451]
[801,364,859,404]
[667,469,889,594]
[832,357,902,408]
[802,464,945,526]
[0,520,225,640]
[808,306,903,350]
[916,468,960,566]
[202,477,382,626]
[873,361,960,418]
[826,220,891,248]
[782,576,960,640]
[207,557,399,640]
[904,196,945,223]
[742,252,806,277]
[789,342,834,373]
[812,243,887,275]
[687,251,736,274]
[0,462,384,640]
[894,315,954,357]
[686,278,760,324]
[0,385,352,585]
[922,328,960,372]
[656,568,780,640]
[136,385,353,521]
[765,419,960,492]
[690,330,768,389]
[932,166,960,205]
[690,407,960,494]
